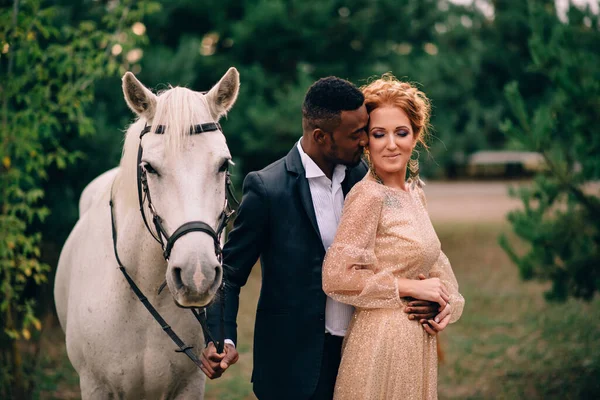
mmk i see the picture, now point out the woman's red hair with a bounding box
[361,73,432,149]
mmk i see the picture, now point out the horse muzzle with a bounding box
[168,262,222,307]
[165,234,223,307]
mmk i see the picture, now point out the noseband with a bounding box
[109,121,237,369]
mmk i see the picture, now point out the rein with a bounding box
[109,121,238,368]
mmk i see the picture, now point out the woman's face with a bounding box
[367,106,416,180]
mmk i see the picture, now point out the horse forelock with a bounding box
[151,86,214,152]
[116,86,219,210]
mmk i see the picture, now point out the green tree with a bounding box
[500,1,600,301]
[127,0,553,179]
[131,0,487,176]
[0,0,157,396]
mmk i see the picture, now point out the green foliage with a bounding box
[116,0,563,181]
[500,1,600,301]
[0,0,156,396]
[129,0,490,175]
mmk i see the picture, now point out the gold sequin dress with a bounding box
[322,175,465,400]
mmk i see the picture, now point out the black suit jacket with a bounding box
[207,145,367,400]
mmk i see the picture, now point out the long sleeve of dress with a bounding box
[322,183,403,309]
[430,252,464,323]
[415,185,465,324]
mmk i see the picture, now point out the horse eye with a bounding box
[143,163,158,175]
[218,159,230,173]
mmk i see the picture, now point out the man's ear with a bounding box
[313,128,328,145]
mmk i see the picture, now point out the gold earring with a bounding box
[408,150,425,189]
[363,148,383,184]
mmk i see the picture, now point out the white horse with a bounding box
[54,67,240,399]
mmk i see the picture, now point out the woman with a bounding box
[322,74,464,399]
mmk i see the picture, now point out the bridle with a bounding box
[136,122,236,262]
[109,120,238,369]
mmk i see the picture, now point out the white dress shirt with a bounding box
[297,140,355,337]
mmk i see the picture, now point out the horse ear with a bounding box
[122,72,157,120]
[205,67,240,121]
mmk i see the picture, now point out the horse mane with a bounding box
[116,86,214,209]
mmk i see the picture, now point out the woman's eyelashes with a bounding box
[371,128,411,139]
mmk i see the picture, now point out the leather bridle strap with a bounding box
[109,191,204,369]
[140,122,222,136]
[191,308,218,345]
[163,221,220,260]
[137,144,162,245]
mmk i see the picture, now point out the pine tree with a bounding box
[500,1,600,301]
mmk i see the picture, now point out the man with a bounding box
[202,77,438,399]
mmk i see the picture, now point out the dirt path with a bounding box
[424,181,525,224]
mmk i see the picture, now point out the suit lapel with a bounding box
[285,146,323,246]
[342,160,368,197]
[342,172,352,198]
[297,175,323,244]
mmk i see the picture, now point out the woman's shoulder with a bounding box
[346,176,387,204]
[408,181,428,208]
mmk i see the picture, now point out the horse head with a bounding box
[121,68,239,307]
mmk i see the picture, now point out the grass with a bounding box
[34,221,600,399]
[34,326,80,400]
[436,223,600,400]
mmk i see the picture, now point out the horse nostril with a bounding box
[215,265,222,283]
[209,265,223,294]
[172,267,184,290]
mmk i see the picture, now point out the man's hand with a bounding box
[200,342,239,379]
[421,302,452,336]
[404,274,441,321]
[404,300,440,320]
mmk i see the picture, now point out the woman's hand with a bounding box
[408,276,450,308]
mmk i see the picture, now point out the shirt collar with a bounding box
[297,139,346,183]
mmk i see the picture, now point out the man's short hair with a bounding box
[302,77,364,132]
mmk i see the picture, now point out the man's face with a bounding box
[325,105,369,167]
